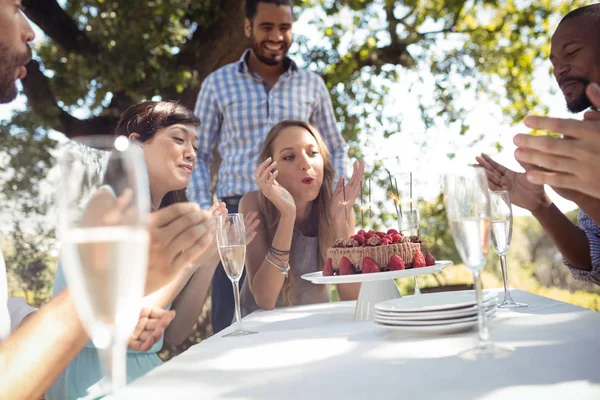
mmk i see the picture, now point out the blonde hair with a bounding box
[257,120,336,306]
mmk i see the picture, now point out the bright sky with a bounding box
[0,5,579,236]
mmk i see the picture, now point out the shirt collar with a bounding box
[237,48,298,75]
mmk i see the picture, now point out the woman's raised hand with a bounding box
[254,157,296,216]
[145,203,215,293]
[330,159,365,223]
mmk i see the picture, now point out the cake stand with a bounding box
[301,261,452,321]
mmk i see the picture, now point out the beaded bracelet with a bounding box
[269,245,291,257]
[265,252,290,277]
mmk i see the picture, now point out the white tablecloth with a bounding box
[111,290,600,400]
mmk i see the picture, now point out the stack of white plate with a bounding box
[374,290,499,334]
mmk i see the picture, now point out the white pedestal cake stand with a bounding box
[301,261,452,321]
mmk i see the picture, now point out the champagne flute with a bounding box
[444,167,511,360]
[216,213,257,337]
[56,136,150,394]
[490,191,527,308]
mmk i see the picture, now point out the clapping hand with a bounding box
[128,307,176,351]
[207,203,261,255]
[475,153,549,212]
[145,203,216,293]
[513,83,600,200]
[330,159,365,224]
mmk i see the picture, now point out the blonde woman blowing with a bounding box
[239,120,364,315]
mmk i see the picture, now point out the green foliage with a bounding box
[301,0,589,148]
[419,193,461,264]
[38,0,220,108]
[4,223,56,308]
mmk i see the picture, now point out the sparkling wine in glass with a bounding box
[56,136,150,394]
[444,167,511,360]
[216,213,257,337]
[490,191,527,308]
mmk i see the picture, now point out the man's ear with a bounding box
[128,132,141,141]
[244,18,252,38]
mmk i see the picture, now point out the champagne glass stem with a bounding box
[98,340,127,395]
[499,254,513,301]
[473,270,490,344]
[232,279,244,333]
[413,277,421,295]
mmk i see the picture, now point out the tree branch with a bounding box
[385,3,400,46]
[22,0,102,55]
[167,0,247,108]
[351,43,416,70]
[21,61,117,138]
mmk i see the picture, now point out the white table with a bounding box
[111,290,600,400]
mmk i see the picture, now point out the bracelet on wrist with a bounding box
[265,252,290,278]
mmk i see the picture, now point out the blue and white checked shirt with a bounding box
[188,49,348,209]
[564,210,600,285]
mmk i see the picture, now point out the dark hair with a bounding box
[107,101,200,209]
[245,0,294,20]
[559,4,600,26]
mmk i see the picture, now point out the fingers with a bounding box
[244,211,261,233]
[159,209,214,253]
[210,202,228,217]
[583,110,600,121]
[255,157,276,181]
[525,170,582,192]
[246,230,258,245]
[244,212,261,245]
[524,115,597,140]
[115,189,133,211]
[266,169,279,186]
[513,133,577,158]
[586,82,600,109]
[346,160,365,204]
[172,222,216,267]
[149,202,200,228]
[514,147,578,175]
[478,153,507,175]
[128,308,175,351]
[170,215,216,263]
[333,176,343,198]
[482,167,503,189]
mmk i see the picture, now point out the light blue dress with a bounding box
[46,262,164,400]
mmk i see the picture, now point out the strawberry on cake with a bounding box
[323,229,436,276]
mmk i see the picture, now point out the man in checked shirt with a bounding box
[476,4,600,285]
[188,0,349,333]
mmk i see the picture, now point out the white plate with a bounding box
[375,290,498,313]
[375,319,477,335]
[374,308,496,326]
[374,300,497,321]
[300,261,452,284]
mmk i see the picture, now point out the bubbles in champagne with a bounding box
[218,244,246,281]
[449,218,490,271]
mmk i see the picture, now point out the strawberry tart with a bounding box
[323,229,436,276]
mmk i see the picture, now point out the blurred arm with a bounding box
[164,251,220,346]
[0,289,88,400]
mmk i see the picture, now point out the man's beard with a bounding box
[560,76,592,113]
[0,41,32,104]
[250,34,287,67]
